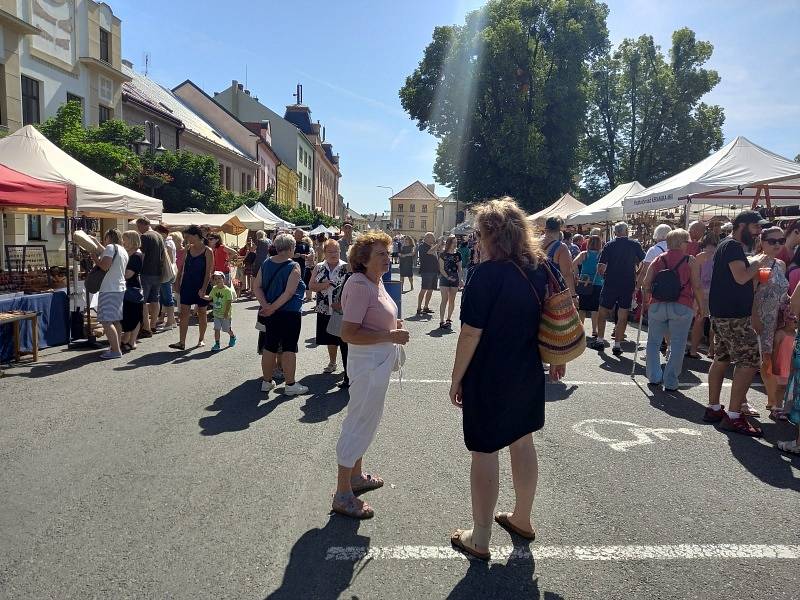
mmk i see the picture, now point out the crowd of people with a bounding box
[84,199,800,560]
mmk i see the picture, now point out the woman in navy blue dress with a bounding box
[448,197,565,561]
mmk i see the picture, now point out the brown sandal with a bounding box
[494,513,536,540]
[331,494,374,520]
[450,529,490,561]
[351,473,384,495]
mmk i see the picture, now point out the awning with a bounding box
[252,202,294,229]
[228,204,277,230]
[0,164,69,214]
[528,193,586,224]
[160,212,247,235]
[0,125,162,219]
[307,224,335,236]
[624,137,800,214]
[565,182,644,226]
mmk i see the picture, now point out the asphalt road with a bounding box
[1,276,798,599]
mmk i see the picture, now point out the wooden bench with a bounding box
[0,311,39,364]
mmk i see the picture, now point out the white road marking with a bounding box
[392,379,764,389]
[326,544,800,562]
[573,418,703,452]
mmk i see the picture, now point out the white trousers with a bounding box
[336,342,396,468]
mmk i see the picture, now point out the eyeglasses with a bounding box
[762,238,786,246]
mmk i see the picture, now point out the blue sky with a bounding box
[112,0,800,215]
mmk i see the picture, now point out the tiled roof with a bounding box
[283,105,314,135]
[122,65,249,159]
[346,206,364,220]
[390,180,439,201]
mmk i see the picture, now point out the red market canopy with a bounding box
[0,163,69,213]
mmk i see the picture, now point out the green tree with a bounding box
[140,150,223,213]
[38,101,144,187]
[581,28,725,198]
[400,0,609,211]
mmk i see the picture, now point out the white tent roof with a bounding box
[160,212,247,234]
[565,182,645,226]
[624,136,800,214]
[228,204,276,230]
[527,193,586,223]
[0,125,162,219]
[252,202,294,229]
[307,224,335,235]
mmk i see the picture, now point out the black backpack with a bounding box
[651,255,688,302]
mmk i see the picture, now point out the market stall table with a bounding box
[0,311,38,363]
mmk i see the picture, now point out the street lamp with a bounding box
[376,185,394,197]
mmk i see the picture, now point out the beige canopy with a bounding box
[160,212,247,235]
[228,204,277,230]
[528,193,586,225]
[0,125,162,219]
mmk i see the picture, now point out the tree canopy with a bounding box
[581,27,725,199]
[400,0,609,212]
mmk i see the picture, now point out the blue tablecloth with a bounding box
[0,291,69,361]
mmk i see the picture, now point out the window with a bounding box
[247,174,253,191]
[397,217,403,229]
[99,28,110,63]
[98,105,111,124]
[27,215,43,240]
[409,218,415,230]
[398,204,404,212]
[98,75,113,104]
[21,76,40,125]
[410,204,416,213]
[421,204,427,213]
[225,166,232,190]
[421,219,427,230]
[241,172,246,192]
[66,93,83,111]
[219,164,224,186]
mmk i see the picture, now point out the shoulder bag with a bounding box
[514,260,586,365]
[576,253,599,297]
[161,247,178,283]
[85,244,118,294]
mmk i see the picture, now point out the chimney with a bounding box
[237,83,244,91]
[322,126,326,142]
[245,89,250,96]
[427,184,435,194]
[122,58,133,68]
[232,79,238,89]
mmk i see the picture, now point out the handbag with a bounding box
[326,311,343,337]
[160,248,177,284]
[514,260,585,365]
[85,244,118,294]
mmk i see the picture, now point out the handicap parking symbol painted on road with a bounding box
[573,419,702,452]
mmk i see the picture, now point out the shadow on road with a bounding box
[298,373,349,423]
[447,542,563,600]
[545,382,578,402]
[199,379,294,435]
[726,424,800,491]
[265,516,369,600]
[8,348,98,378]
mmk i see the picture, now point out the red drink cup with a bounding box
[758,268,771,284]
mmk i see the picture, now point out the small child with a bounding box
[207,271,236,352]
[770,302,796,420]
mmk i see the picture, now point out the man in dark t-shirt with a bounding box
[417,232,440,315]
[136,217,165,336]
[706,210,769,436]
[292,228,312,301]
[589,222,644,355]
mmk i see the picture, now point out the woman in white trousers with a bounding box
[333,231,410,519]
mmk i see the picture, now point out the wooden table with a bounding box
[0,311,39,363]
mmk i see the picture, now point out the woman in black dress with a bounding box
[398,235,415,292]
[120,230,144,351]
[448,197,565,561]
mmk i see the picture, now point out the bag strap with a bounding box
[511,261,543,307]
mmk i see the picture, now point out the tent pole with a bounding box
[64,207,71,341]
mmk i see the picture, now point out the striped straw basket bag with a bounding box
[514,261,586,365]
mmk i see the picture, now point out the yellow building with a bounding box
[389,181,439,241]
[277,163,298,208]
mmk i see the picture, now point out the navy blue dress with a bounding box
[180,248,210,307]
[460,260,548,453]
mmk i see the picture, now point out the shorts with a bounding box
[599,285,634,311]
[258,310,301,354]
[439,276,459,288]
[214,317,232,332]
[160,280,175,307]
[421,273,439,291]
[141,275,161,303]
[578,285,602,313]
[710,317,760,369]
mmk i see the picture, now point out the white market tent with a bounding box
[527,193,586,225]
[623,136,800,215]
[0,125,161,219]
[252,201,294,229]
[160,212,247,235]
[228,204,277,230]
[307,224,335,236]
[565,181,645,226]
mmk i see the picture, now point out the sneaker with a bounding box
[323,362,337,374]
[228,335,237,347]
[261,380,275,392]
[285,382,309,396]
[703,406,725,423]
[99,350,122,359]
[612,346,623,356]
[211,342,221,352]
[719,413,763,437]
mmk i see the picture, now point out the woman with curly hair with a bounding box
[448,197,563,561]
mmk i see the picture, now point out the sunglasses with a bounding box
[762,237,786,246]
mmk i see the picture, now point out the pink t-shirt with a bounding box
[788,266,800,295]
[342,273,397,332]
